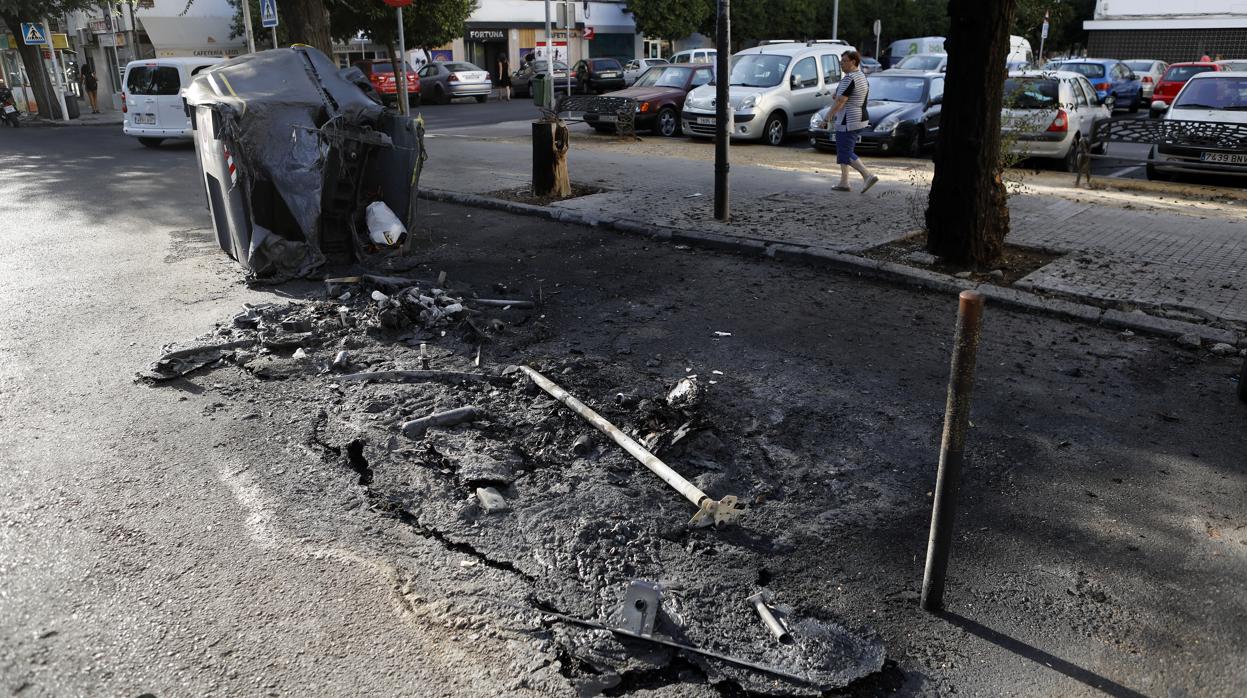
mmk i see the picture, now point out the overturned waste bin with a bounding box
[184,46,426,282]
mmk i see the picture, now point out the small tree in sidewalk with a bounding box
[0,0,99,119]
[924,0,1019,266]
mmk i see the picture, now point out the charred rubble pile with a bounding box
[138,275,886,695]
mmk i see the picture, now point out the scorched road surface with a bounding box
[1,126,1245,697]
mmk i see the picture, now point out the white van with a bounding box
[1008,35,1035,68]
[887,37,944,67]
[123,57,224,147]
[681,41,858,145]
[671,48,717,65]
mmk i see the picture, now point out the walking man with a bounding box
[827,50,878,193]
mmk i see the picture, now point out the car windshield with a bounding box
[1125,61,1154,72]
[366,61,415,74]
[1003,77,1060,109]
[591,59,620,70]
[897,55,943,70]
[443,62,480,72]
[126,65,180,95]
[1164,65,1215,82]
[533,61,569,72]
[647,59,669,66]
[727,54,791,88]
[635,65,694,88]
[868,75,926,102]
[1218,61,1247,71]
[1055,62,1105,78]
[1173,76,1247,110]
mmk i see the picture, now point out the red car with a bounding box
[353,59,421,106]
[1150,62,1222,116]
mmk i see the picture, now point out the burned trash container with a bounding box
[184,46,426,282]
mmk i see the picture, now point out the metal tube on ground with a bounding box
[921,290,985,613]
[401,406,485,439]
[747,592,792,644]
[519,366,742,527]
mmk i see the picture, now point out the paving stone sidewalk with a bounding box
[422,135,1247,330]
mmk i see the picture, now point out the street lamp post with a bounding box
[713,0,730,221]
[832,0,839,41]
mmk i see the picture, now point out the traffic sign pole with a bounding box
[873,19,881,64]
[396,6,409,115]
[43,19,69,122]
[240,0,256,53]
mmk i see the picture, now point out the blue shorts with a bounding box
[835,129,861,164]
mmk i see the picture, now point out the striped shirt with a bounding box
[834,70,870,131]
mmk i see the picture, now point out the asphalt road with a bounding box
[2,125,1244,697]
[416,96,543,130]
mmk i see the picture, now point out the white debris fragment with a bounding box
[713,331,732,337]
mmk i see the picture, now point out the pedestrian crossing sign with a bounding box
[21,23,47,46]
[260,0,279,29]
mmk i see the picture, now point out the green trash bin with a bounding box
[532,73,549,109]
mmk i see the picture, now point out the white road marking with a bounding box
[1109,166,1142,178]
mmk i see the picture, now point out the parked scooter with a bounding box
[0,84,21,127]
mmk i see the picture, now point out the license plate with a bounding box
[697,117,715,125]
[1200,152,1247,164]
[593,115,616,123]
[2,105,15,114]
[134,114,156,125]
[600,72,618,78]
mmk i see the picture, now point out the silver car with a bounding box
[1125,59,1168,101]
[681,41,857,145]
[623,58,669,86]
[512,60,572,98]
[1002,70,1109,171]
[418,61,492,104]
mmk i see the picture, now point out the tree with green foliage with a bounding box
[328,0,475,51]
[0,0,101,118]
[622,0,713,43]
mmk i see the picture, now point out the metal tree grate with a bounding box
[1092,117,1247,149]
[556,94,639,139]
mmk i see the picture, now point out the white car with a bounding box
[123,57,223,147]
[1002,70,1109,171]
[671,48,717,65]
[1148,71,1247,180]
[623,58,669,86]
[681,41,857,145]
[1125,59,1168,101]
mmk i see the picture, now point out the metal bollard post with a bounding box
[921,290,986,613]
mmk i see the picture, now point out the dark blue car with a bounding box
[1043,59,1143,112]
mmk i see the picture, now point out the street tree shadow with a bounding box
[938,611,1148,698]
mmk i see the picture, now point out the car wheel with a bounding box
[1062,135,1081,173]
[1104,93,1117,112]
[591,124,615,133]
[1145,146,1171,181]
[138,137,163,148]
[906,128,924,157]
[474,95,487,103]
[1128,92,1140,113]
[655,107,680,137]
[435,86,450,105]
[763,113,786,146]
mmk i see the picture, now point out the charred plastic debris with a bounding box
[138,273,886,694]
[184,46,426,283]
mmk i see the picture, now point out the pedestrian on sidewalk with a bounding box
[497,56,512,102]
[81,60,99,114]
[826,50,878,193]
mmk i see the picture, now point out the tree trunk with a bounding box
[2,13,57,119]
[282,0,333,57]
[532,121,570,198]
[924,0,1019,266]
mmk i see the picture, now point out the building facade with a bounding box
[1085,0,1247,61]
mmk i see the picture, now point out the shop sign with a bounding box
[468,29,506,42]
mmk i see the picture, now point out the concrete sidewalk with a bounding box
[418,127,1247,342]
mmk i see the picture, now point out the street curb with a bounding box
[419,187,1244,348]
[23,118,122,128]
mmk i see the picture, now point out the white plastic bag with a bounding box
[365,201,407,246]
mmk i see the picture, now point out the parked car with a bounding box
[1147,71,1247,181]
[512,60,572,98]
[572,57,625,94]
[682,41,857,145]
[417,61,492,103]
[1001,70,1109,171]
[671,48,717,65]
[1150,62,1223,117]
[122,57,223,147]
[809,70,943,156]
[1044,58,1143,112]
[584,64,715,137]
[1217,60,1247,72]
[894,54,946,72]
[1124,59,1168,102]
[352,59,421,107]
[623,58,669,86]
[860,57,883,75]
